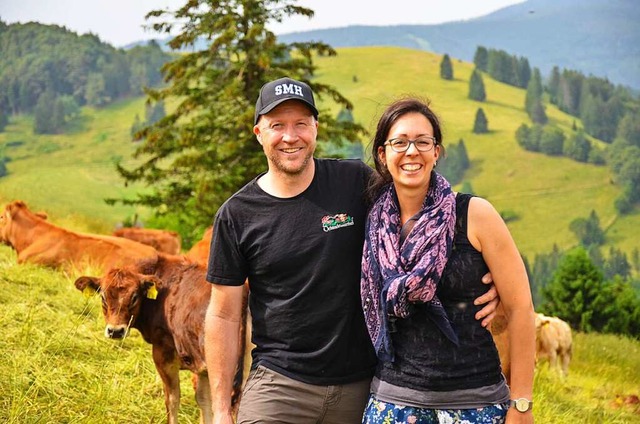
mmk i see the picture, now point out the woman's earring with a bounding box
[434,160,438,168]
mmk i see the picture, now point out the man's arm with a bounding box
[474,272,500,327]
[205,283,246,424]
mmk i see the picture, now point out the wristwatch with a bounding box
[510,398,533,412]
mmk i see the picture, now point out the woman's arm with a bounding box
[467,197,535,423]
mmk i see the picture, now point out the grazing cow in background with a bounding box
[75,253,246,424]
[185,226,213,266]
[113,227,182,255]
[489,304,510,384]
[535,312,572,376]
[0,200,157,272]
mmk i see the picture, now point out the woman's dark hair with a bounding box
[366,97,445,203]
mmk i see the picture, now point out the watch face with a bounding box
[515,398,530,412]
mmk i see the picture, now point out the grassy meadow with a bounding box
[0,246,638,423]
[0,97,153,234]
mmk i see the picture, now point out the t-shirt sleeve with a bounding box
[206,205,247,286]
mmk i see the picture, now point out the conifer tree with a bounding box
[440,54,453,80]
[530,100,548,125]
[473,46,488,72]
[34,90,63,134]
[540,247,604,331]
[473,108,488,134]
[113,0,366,230]
[525,68,543,114]
[468,69,486,102]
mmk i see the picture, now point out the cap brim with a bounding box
[255,98,319,124]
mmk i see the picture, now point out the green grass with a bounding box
[0,46,638,259]
[0,246,638,422]
[0,98,153,233]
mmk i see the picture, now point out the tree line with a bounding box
[440,46,640,214]
[0,21,172,134]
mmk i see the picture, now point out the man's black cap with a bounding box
[254,77,319,125]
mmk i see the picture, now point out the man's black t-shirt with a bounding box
[207,158,377,385]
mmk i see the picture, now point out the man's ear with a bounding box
[253,125,263,145]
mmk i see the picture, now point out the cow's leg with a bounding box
[194,371,213,424]
[560,350,571,376]
[152,345,181,424]
[548,348,558,372]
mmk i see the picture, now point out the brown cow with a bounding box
[74,253,246,424]
[0,200,157,272]
[535,312,572,376]
[185,226,213,266]
[113,227,182,255]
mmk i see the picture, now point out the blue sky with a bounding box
[1,0,525,47]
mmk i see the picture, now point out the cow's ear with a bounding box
[141,277,160,300]
[75,276,101,297]
[8,200,26,217]
[35,211,48,220]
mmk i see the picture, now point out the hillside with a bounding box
[277,0,640,91]
[0,97,153,234]
[0,246,638,422]
[0,46,638,259]
[311,46,638,258]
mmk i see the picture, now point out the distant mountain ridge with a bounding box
[274,0,639,90]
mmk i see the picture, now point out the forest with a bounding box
[0,21,172,134]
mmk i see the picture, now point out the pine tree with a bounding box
[473,108,488,134]
[473,46,488,72]
[468,69,486,102]
[563,130,591,162]
[112,1,366,230]
[525,68,543,114]
[440,54,453,80]
[547,66,561,104]
[569,210,605,247]
[541,247,604,331]
[530,100,548,124]
[34,90,57,134]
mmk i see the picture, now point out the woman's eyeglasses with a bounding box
[384,136,437,153]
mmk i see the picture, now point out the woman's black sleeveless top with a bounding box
[376,193,504,391]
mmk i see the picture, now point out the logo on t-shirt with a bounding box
[321,213,354,232]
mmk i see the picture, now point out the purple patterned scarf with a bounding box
[361,171,458,361]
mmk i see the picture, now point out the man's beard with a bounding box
[268,151,313,176]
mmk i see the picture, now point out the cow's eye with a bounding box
[130,292,139,306]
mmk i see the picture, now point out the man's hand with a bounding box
[474,272,501,327]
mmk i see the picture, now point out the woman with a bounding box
[360,97,535,423]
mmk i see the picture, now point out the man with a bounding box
[204,77,498,424]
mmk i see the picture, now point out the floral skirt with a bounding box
[362,394,510,424]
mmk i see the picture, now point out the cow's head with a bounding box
[0,201,25,244]
[75,268,160,339]
[0,200,48,245]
